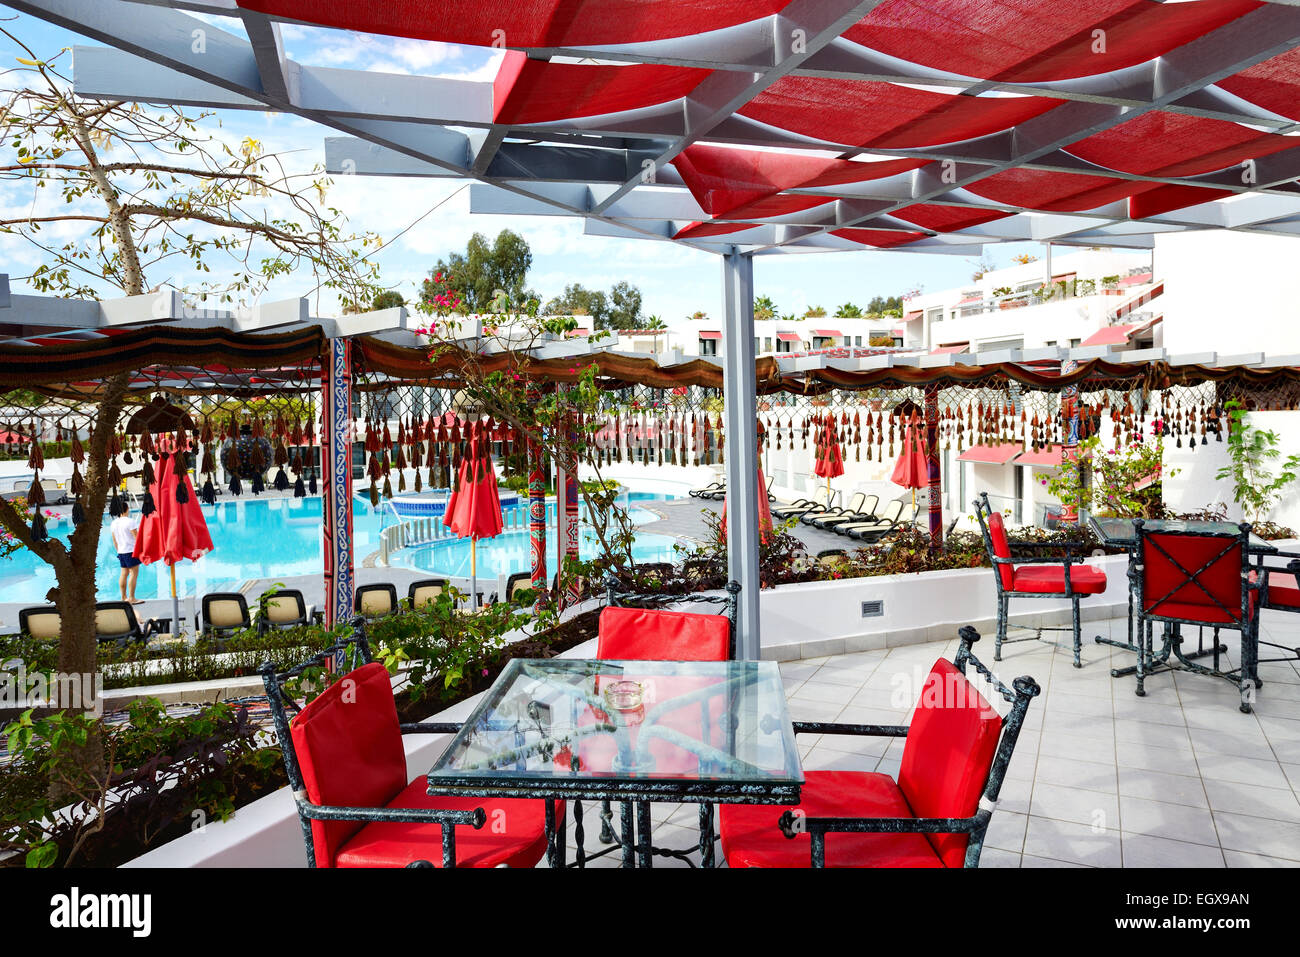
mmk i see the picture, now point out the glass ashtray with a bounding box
[603,679,645,712]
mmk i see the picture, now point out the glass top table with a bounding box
[427,658,804,805]
[1088,517,1277,554]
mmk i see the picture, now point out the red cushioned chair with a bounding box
[720,625,1039,868]
[581,578,740,866]
[1133,520,1260,712]
[261,620,558,867]
[974,491,1107,667]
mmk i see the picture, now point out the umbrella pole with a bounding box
[470,538,478,612]
[170,562,180,639]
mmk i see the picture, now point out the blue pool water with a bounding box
[0,491,678,603]
[393,528,680,579]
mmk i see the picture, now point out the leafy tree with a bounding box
[544,283,608,326]
[686,310,708,322]
[644,314,667,351]
[753,295,776,320]
[1216,399,1300,522]
[802,305,826,318]
[0,41,379,792]
[371,290,405,310]
[422,229,532,314]
[605,280,643,330]
[865,295,902,316]
[834,302,863,318]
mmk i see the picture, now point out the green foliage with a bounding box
[2,699,281,867]
[422,230,534,315]
[1045,433,1172,519]
[834,301,862,318]
[753,295,777,320]
[371,289,405,310]
[1216,398,1300,523]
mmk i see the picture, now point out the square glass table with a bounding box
[427,658,804,867]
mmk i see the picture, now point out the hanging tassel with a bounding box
[140,490,156,517]
[369,480,379,507]
[201,478,216,505]
[176,473,189,504]
[292,474,306,498]
[30,509,47,542]
[229,473,242,496]
[251,471,265,495]
[382,474,393,499]
[273,467,289,491]
[27,477,45,507]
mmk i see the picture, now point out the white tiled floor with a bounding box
[583,611,1300,867]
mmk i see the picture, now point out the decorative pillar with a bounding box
[321,337,355,628]
[722,248,761,660]
[925,383,943,548]
[554,384,581,610]
[1060,358,1081,523]
[526,381,547,595]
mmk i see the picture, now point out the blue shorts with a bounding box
[118,553,141,569]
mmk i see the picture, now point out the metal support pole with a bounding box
[722,248,761,660]
[321,337,355,628]
[924,383,943,548]
[526,381,547,597]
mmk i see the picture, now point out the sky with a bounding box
[0,9,1048,325]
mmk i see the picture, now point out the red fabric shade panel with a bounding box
[673,145,921,219]
[963,167,1146,212]
[741,77,1062,149]
[1066,111,1298,177]
[1219,47,1300,120]
[235,0,791,47]
[891,204,1013,232]
[494,58,710,124]
[831,228,927,247]
[845,0,1262,84]
[719,193,832,222]
[1129,184,1235,220]
[672,221,758,240]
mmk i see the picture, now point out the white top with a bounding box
[111,514,140,554]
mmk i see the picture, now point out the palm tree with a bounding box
[645,314,667,352]
[803,305,826,318]
[835,302,863,318]
[754,295,777,320]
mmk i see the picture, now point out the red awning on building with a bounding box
[776,332,801,342]
[1080,315,1161,347]
[957,443,1023,465]
[904,310,922,323]
[931,344,969,355]
[698,330,722,340]
[811,329,842,337]
[1017,448,1065,468]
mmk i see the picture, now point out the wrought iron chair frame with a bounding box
[774,626,1039,868]
[1132,520,1259,712]
[260,619,487,868]
[974,491,1098,668]
[1252,555,1300,681]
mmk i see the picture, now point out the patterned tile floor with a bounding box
[557,611,1300,868]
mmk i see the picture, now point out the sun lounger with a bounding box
[837,499,905,539]
[804,491,866,527]
[813,493,881,530]
[846,502,918,542]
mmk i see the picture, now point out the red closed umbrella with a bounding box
[891,422,927,507]
[443,421,503,609]
[721,421,774,544]
[813,413,844,504]
[135,437,214,635]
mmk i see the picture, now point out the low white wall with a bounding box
[759,553,1130,660]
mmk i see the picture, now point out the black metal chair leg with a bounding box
[573,800,586,868]
[637,802,653,868]
[699,804,715,868]
[995,594,1007,661]
[599,798,615,844]
[1072,596,1082,668]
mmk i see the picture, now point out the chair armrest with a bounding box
[793,721,909,737]
[997,554,1080,566]
[298,799,485,829]
[400,722,462,735]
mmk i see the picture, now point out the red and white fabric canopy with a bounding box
[57,1,1300,256]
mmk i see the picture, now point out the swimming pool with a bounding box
[0,490,679,603]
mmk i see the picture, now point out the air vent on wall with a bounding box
[861,600,884,618]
